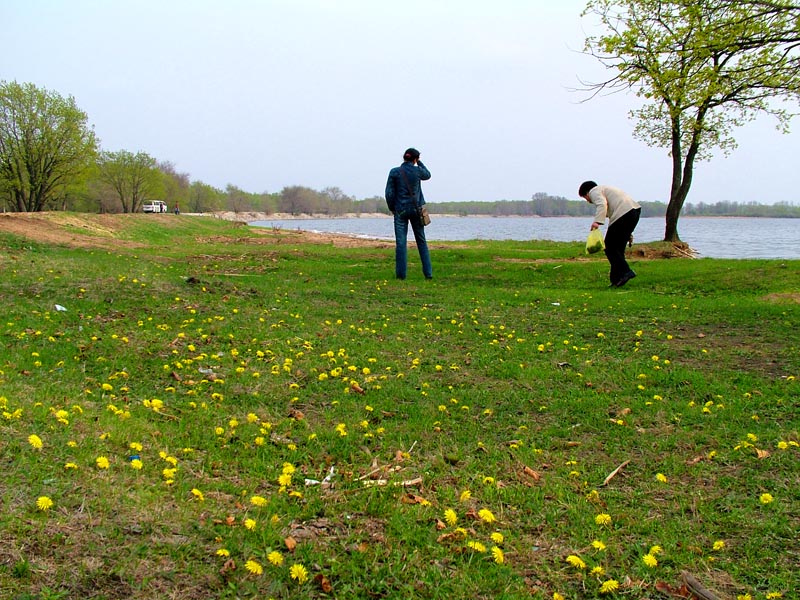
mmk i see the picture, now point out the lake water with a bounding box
[250,216,800,260]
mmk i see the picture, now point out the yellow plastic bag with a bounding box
[585,229,605,254]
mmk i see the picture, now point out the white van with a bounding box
[142,200,168,213]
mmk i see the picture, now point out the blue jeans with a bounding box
[394,211,432,279]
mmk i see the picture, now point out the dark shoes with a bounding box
[614,270,636,287]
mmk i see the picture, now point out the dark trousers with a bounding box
[604,208,640,284]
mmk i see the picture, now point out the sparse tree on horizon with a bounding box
[581,0,800,242]
[97,150,163,213]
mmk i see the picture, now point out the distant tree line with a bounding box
[2,81,798,218]
[681,200,800,218]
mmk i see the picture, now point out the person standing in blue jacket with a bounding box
[385,148,432,280]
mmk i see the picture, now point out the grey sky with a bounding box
[3,0,797,204]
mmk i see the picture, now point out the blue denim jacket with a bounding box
[385,161,431,215]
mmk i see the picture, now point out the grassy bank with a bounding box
[0,214,797,599]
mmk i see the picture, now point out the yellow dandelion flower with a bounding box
[267,551,284,566]
[130,459,143,470]
[712,540,726,551]
[96,456,110,469]
[595,513,612,526]
[36,496,54,511]
[216,548,230,557]
[655,473,668,483]
[64,462,78,470]
[482,476,495,486]
[591,565,605,576]
[191,488,204,502]
[282,462,296,474]
[766,593,783,599]
[490,532,504,544]
[466,541,486,552]
[444,509,458,526]
[649,545,663,555]
[244,560,263,575]
[459,489,471,502]
[592,540,607,551]
[289,563,308,584]
[599,579,620,594]
[566,555,586,569]
[554,594,566,600]
[250,495,268,507]
[760,493,774,504]
[643,553,658,567]
[244,518,256,530]
[278,473,292,487]
[491,546,504,564]
[478,508,496,523]
[737,595,753,600]
[28,434,43,449]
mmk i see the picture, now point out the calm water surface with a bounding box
[251,216,799,259]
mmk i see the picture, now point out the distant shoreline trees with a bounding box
[2,80,798,218]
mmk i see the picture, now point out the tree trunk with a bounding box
[664,117,700,243]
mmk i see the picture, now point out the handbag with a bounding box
[419,205,431,226]
[399,166,431,226]
[585,228,605,254]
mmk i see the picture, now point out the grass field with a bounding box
[0,213,797,600]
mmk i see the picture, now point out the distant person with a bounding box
[385,148,432,280]
[579,181,641,287]
[174,203,180,215]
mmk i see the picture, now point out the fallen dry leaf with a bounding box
[220,559,236,575]
[284,536,297,551]
[755,448,771,459]
[400,493,428,505]
[350,382,365,394]
[522,466,542,481]
[314,573,333,593]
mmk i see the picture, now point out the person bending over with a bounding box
[579,181,641,287]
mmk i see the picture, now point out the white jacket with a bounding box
[587,185,641,226]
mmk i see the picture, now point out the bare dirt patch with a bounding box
[762,292,800,304]
[0,212,145,249]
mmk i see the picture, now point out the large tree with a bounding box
[582,0,800,241]
[0,81,98,212]
[97,150,163,213]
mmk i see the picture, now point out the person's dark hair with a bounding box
[578,181,598,197]
[403,148,421,162]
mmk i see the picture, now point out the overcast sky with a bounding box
[3,0,797,204]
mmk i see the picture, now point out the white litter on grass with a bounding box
[305,466,336,487]
[55,304,68,312]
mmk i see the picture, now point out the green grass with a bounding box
[0,214,798,599]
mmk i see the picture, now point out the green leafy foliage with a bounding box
[582,0,800,241]
[0,81,98,212]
